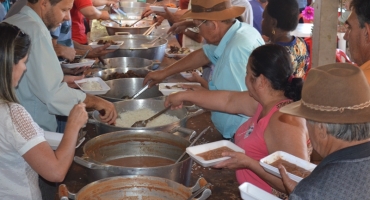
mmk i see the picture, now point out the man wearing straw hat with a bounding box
[277,63,370,199]
[144,0,264,140]
[344,0,370,83]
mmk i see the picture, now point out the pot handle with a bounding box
[74,156,105,170]
[194,189,212,200]
[149,60,161,70]
[114,32,130,35]
[185,108,204,120]
[188,178,212,200]
[171,126,196,141]
[59,184,76,200]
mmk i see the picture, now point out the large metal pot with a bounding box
[99,78,163,102]
[89,99,203,135]
[99,34,167,61]
[74,131,194,185]
[119,2,149,17]
[93,67,150,81]
[59,176,211,200]
[101,18,153,35]
[100,56,161,70]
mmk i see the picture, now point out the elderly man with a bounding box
[144,0,264,139]
[278,63,370,199]
[4,0,117,132]
[344,0,370,83]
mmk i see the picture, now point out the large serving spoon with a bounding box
[131,105,171,127]
[129,17,145,27]
[121,82,150,99]
[175,126,210,163]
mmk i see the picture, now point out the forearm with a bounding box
[184,30,203,43]
[81,7,110,20]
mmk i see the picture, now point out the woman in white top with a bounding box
[0,22,88,200]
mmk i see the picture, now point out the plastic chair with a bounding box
[336,49,354,64]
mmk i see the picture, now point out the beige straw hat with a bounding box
[280,63,370,123]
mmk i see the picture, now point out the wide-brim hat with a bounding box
[181,0,245,21]
[280,63,370,124]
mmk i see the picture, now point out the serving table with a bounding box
[55,20,242,199]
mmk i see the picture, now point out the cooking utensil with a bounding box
[126,82,149,99]
[110,4,127,17]
[143,23,157,36]
[98,35,167,61]
[187,183,212,200]
[176,126,210,163]
[109,18,123,26]
[59,176,211,200]
[143,32,172,47]
[78,50,89,63]
[131,105,171,127]
[73,130,193,184]
[130,17,144,27]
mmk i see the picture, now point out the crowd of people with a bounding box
[1,0,370,199]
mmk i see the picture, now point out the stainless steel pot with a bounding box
[73,131,193,184]
[59,176,211,200]
[101,56,161,70]
[99,34,167,61]
[88,99,204,135]
[101,18,152,35]
[119,2,149,17]
[99,78,163,102]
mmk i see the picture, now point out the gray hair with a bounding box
[307,120,370,142]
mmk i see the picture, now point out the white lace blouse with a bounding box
[0,102,45,200]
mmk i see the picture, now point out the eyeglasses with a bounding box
[192,20,207,33]
[1,22,25,38]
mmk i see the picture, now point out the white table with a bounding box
[291,23,347,53]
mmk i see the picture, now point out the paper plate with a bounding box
[61,59,95,69]
[89,41,124,50]
[150,6,178,13]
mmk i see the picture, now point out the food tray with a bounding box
[158,82,200,96]
[150,5,178,13]
[89,41,124,49]
[61,59,95,69]
[239,182,281,200]
[165,48,193,58]
[44,131,63,150]
[180,70,202,79]
[74,77,111,95]
[260,151,316,182]
[186,140,245,167]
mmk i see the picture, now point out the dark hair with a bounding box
[0,22,31,103]
[28,0,62,6]
[351,0,370,28]
[249,44,303,101]
[266,0,299,31]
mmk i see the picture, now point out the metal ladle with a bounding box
[131,105,171,127]
[121,82,150,99]
[175,126,211,163]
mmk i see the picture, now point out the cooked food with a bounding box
[196,146,236,161]
[105,70,145,81]
[124,24,130,27]
[165,84,182,89]
[116,108,179,127]
[97,39,119,45]
[168,45,191,54]
[80,81,102,91]
[270,158,311,178]
[165,3,176,7]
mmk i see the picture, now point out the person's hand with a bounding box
[183,71,202,82]
[142,7,154,18]
[180,84,206,91]
[93,97,117,125]
[106,0,119,7]
[87,43,115,58]
[168,21,195,34]
[155,7,181,24]
[143,70,168,87]
[153,15,164,27]
[165,92,185,109]
[67,103,88,129]
[278,164,297,194]
[213,152,250,169]
[54,44,76,62]
[63,75,85,88]
[62,66,90,76]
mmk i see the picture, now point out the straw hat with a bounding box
[280,63,370,123]
[181,0,245,21]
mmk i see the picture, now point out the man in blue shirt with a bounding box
[144,0,264,139]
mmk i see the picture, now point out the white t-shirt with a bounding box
[0,103,45,200]
[231,0,253,25]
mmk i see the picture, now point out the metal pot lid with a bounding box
[98,34,167,49]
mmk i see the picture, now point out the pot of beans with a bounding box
[101,17,153,35]
[98,34,167,61]
[88,99,204,135]
[73,130,197,185]
[59,176,211,200]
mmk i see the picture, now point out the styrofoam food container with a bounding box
[186,140,245,167]
[260,151,316,182]
[61,59,95,69]
[180,70,202,79]
[165,48,193,58]
[44,131,63,150]
[150,5,178,13]
[89,41,124,49]
[239,182,281,200]
[158,82,200,96]
[74,77,111,95]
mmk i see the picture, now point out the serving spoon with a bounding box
[131,105,171,127]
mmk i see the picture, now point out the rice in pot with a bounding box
[116,108,179,127]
